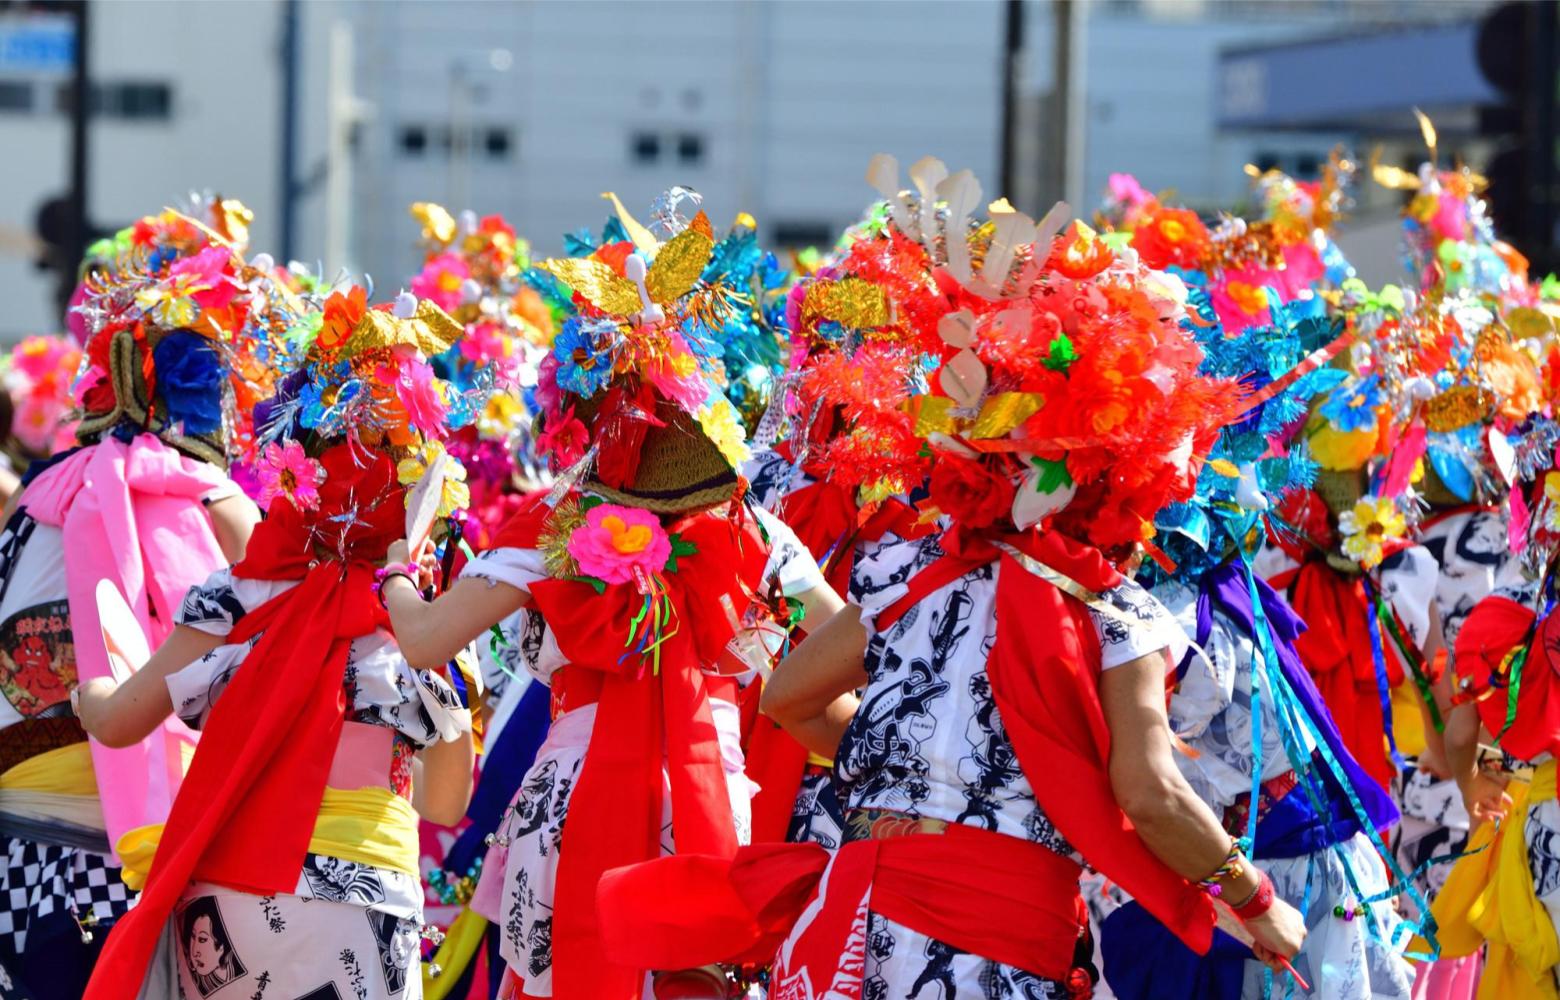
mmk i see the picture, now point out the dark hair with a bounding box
[180,896,230,951]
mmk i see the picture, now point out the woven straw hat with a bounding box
[582,400,738,514]
[1312,467,1367,517]
[74,329,227,467]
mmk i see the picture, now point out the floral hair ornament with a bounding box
[3,335,83,456]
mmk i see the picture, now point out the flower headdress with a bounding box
[404,203,559,545]
[786,154,1238,554]
[250,282,479,539]
[526,190,786,514]
[2,335,83,457]
[70,205,292,468]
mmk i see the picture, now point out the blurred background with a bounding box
[0,0,1554,341]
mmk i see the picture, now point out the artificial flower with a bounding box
[152,331,225,435]
[1131,205,1212,272]
[256,440,326,513]
[1318,375,1384,433]
[478,392,525,440]
[551,316,616,397]
[1543,471,1560,534]
[537,405,589,468]
[411,251,471,314]
[927,453,1016,529]
[1337,494,1406,569]
[566,503,672,585]
[318,285,367,353]
[695,397,750,467]
[395,439,472,517]
[380,357,449,440]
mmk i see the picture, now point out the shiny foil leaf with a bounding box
[802,277,889,330]
[537,258,641,316]
[647,227,715,305]
[969,392,1043,439]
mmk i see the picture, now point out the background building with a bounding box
[0,0,1526,341]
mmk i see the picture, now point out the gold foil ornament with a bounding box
[412,202,457,246]
[801,277,889,330]
[537,258,643,316]
[1423,386,1491,433]
[968,392,1043,439]
[646,227,714,305]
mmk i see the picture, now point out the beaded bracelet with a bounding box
[374,562,418,606]
[1197,838,1245,897]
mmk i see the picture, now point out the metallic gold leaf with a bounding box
[415,299,463,355]
[647,228,714,305]
[969,392,1043,439]
[802,277,889,330]
[537,257,641,316]
[601,192,659,255]
[906,396,957,436]
[411,202,456,245]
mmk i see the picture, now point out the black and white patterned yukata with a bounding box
[144,567,472,1000]
[807,530,1184,1000]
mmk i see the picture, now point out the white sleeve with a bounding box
[460,546,548,594]
[754,507,829,599]
[174,567,284,637]
[1089,577,1188,671]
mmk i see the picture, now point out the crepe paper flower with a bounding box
[13,397,71,455]
[379,357,449,439]
[478,391,525,440]
[152,331,226,435]
[459,320,515,367]
[396,439,472,517]
[695,397,751,467]
[1049,222,1116,281]
[256,440,326,513]
[566,503,672,585]
[1318,375,1384,433]
[168,246,241,312]
[551,317,616,397]
[1131,206,1213,272]
[928,452,1016,529]
[644,331,710,413]
[411,251,471,313]
[1107,173,1153,210]
[1338,494,1406,569]
[318,286,368,353]
[537,405,590,468]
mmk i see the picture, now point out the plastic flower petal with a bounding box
[256,440,326,513]
[696,397,751,467]
[566,503,672,585]
[1337,494,1405,569]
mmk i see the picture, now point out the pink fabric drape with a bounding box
[23,433,226,856]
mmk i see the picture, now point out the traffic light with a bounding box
[1477,1,1560,272]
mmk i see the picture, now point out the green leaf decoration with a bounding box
[1030,456,1073,493]
[1043,331,1077,372]
[566,574,607,595]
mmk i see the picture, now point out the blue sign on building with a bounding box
[0,17,75,74]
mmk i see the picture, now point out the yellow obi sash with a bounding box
[1390,681,1427,759]
[118,785,420,893]
[1423,759,1559,999]
[0,742,106,832]
[805,752,835,769]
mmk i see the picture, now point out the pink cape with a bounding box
[22,434,226,857]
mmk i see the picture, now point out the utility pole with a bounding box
[278,0,299,263]
[1000,0,1025,202]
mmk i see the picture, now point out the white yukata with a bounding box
[149,567,472,1000]
[1154,579,1414,1000]
[461,502,826,997]
[815,530,1185,1000]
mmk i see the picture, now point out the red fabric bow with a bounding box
[86,446,404,1000]
[874,527,1215,955]
[1276,561,1397,792]
[1455,594,1560,763]
[490,496,769,1000]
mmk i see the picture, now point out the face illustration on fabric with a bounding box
[180,897,246,996]
[189,916,224,975]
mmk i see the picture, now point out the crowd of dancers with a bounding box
[0,120,1555,1000]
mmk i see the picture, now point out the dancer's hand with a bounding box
[1458,769,1513,825]
[1245,895,1306,969]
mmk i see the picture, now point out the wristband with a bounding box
[375,563,418,606]
[1230,868,1276,921]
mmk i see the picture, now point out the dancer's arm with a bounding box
[1446,701,1510,824]
[207,493,261,564]
[1101,652,1306,966]
[760,605,866,758]
[414,729,475,827]
[381,538,530,671]
[75,624,225,747]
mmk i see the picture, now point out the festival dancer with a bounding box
[1096,190,1416,997]
[378,192,839,999]
[595,156,1306,998]
[75,285,480,1000]
[0,204,265,999]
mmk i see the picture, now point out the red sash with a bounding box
[489,496,769,1000]
[1455,593,1560,762]
[86,447,403,1000]
[597,821,1085,991]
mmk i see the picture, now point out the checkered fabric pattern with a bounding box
[0,838,131,951]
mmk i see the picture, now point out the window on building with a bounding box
[0,80,32,112]
[630,131,661,164]
[56,80,173,119]
[1252,151,1281,173]
[1294,153,1321,179]
[675,133,704,166]
[398,125,428,156]
[773,221,833,247]
[484,127,513,159]
[680,88,702,111]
